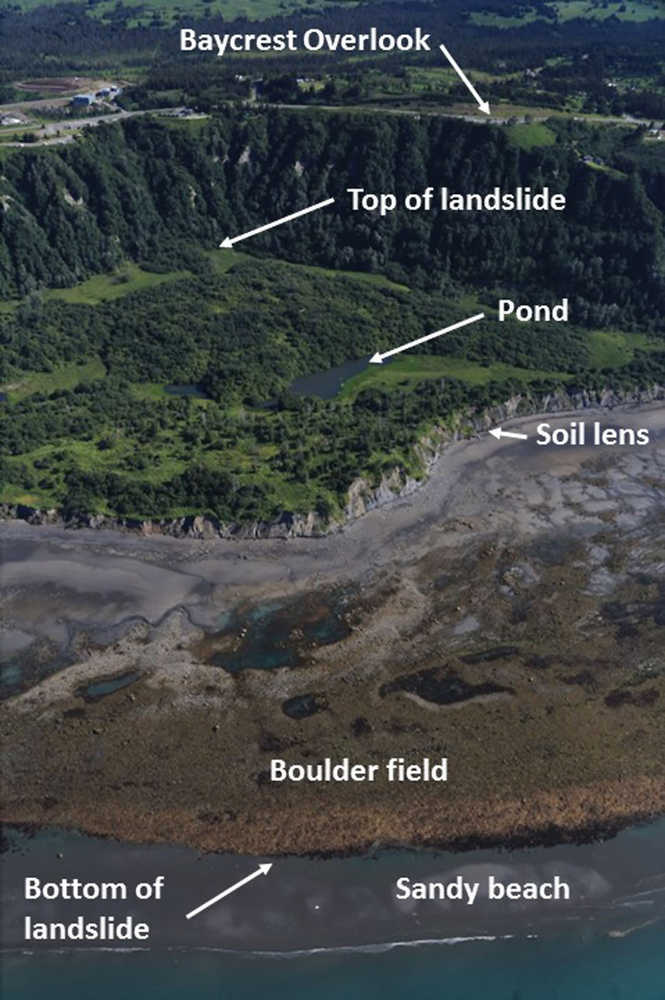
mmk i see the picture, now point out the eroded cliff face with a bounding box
[344,383,665,520]
[2,383,664,538]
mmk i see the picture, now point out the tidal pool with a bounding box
[200,591,353,672]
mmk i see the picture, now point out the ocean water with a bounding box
[3,925,665,1000]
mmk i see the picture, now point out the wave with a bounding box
[2,933,539,960]
[241,934,529,958]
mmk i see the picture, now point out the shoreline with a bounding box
[3,817,665,954]
[2,803,662,861]
[3,772,664,859]
[3,386,664,544]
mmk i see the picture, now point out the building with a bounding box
[70,93,96,108]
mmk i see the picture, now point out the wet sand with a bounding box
[3,820,665,952]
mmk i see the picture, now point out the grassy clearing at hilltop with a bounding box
[582,160,629,181]
[507,122,557,150]
[207,249,411,292]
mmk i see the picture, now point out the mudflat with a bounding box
[2,405,665,854]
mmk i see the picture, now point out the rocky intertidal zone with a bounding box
[2,405,665,854]
[2,384,663,540]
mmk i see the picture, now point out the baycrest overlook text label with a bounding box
[180,27,433,56]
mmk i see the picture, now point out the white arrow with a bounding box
[369,312,485,364]
[439,43,490,115]
[220,198,335,248]
[489,427,529,441]
[185,863,273,919]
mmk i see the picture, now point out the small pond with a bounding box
[77,669,142,702]
[164,384,208,398]
[288,356,371,400]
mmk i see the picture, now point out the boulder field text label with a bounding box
[270,756,448,783]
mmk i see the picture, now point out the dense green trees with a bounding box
[2,108,664,523]
[0,251,609,398]
[5,344,665,523]
[2,110,664,330]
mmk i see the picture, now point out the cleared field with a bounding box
[507,122,557,150]
[1,358,106,403]
[338,355,570,401]
[587,330,661,368]
[16,0,351,26]
[471,0,665,27]
[553,0,665,21]
[45,263,192,306]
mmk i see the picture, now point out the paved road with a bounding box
[1,108,204,147]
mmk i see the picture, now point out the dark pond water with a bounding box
[380,667,513,706]
[282,692,328,719]
[164,383,208,398]
[289,356,371,400]
[165,357,372,407]
[76,669,142,702]
[0,660,22,690]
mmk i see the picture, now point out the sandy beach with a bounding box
[3,820,665,952]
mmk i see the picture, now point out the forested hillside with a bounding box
[1,109,665,524]
[2,110,664,329]
[3,0,665,75]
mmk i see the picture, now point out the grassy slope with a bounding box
[45,262,192,306]
[5,358,107,402]
[507,122,557,151]
[339,355,571,401]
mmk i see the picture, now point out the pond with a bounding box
[77,669,142,702]
[288,356,371,400]
[164,383,208,398]
[163,356,372,406]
